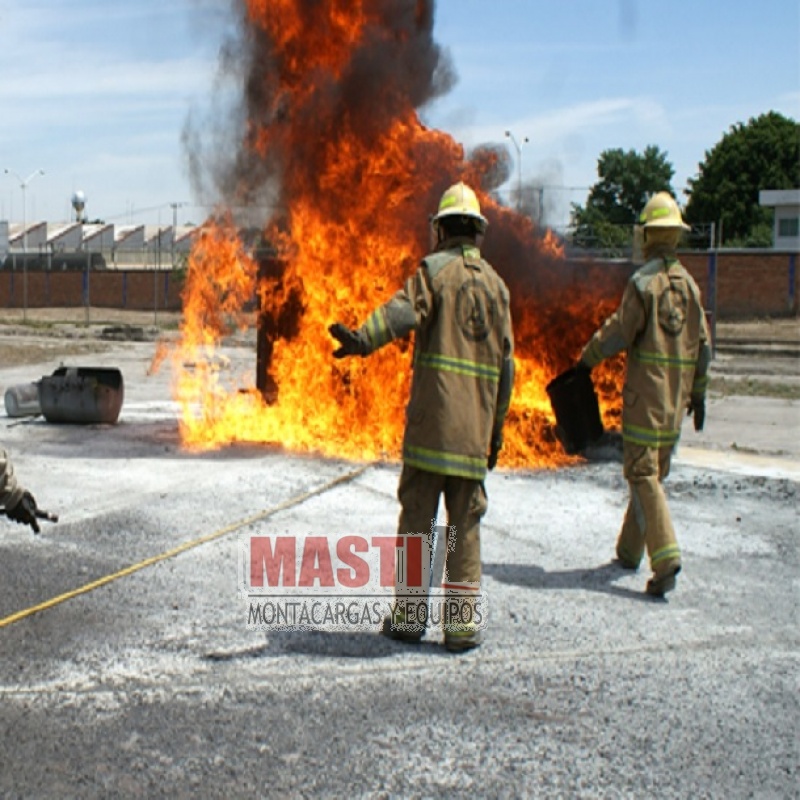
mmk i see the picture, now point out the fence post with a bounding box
[84,251,91,323]
[707,249,717,359]
[23,254,28,322]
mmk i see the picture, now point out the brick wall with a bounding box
[679,250,798,318]
[0,251,797,319]
[0,270,184,312]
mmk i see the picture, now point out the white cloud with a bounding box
[440,96,669,151]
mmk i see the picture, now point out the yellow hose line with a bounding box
[0,464,369,630]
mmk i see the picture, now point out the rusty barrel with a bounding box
[38,367,124,425]
[546,366,604,455]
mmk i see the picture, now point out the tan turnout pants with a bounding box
[396,464,488,588]
[616,443,682,577]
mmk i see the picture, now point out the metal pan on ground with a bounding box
[38,367,124,425]
[546,366,604,455]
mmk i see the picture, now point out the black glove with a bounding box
[329,323,368,359]
[687,395,705,432]
[488,434,502,471]
[6,491,40,534]
[575,359,592,375]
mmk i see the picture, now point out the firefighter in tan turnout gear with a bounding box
[578,192,710,597]
[1,449,40,533]
[329,182,514,651]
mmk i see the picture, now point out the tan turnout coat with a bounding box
[581,255,711,448]
[357,239,514,480]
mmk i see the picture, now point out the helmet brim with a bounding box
[432,208,489,228]
[644,219,691,231]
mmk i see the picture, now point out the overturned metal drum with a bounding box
[38,367,124,425]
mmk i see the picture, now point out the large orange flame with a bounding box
[171,0,627,467]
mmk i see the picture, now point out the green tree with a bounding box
[684,112,800,244]
[571,145,676,251]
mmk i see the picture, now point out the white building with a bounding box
[759,189,800,251]
[0,218,199,268]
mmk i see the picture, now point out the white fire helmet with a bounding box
[431,182,489,235]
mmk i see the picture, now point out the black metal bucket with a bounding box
[38,367,124,425]
[546,366,604,455]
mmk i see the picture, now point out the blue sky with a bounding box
[1,0,797,229]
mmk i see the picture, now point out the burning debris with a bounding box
[174,0,627,466]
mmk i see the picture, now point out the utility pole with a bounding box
[170,201,187,268]
[4,167,45,321]
[504,131,528,213]
[538,186,545,226]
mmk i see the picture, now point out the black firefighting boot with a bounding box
[645,563,682,598]
[381,604,425,644]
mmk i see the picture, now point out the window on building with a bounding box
[778,216,799,238]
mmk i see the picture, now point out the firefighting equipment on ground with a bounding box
[329,182,513,650]
[578,193,711,597]
[546,363,604,455]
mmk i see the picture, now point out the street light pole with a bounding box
[169,201,187,268]
[4,168,45,321]
[504,130,528,213]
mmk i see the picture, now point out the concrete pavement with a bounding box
[0,333,797,798]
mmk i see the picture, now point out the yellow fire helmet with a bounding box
[639,191,690,231]
[432,182,489,233]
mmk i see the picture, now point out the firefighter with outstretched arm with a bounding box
[329,182,515,651]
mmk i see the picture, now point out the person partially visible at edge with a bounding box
[328,182,515,652]
[1,449,40,533]
[578,191,710,598]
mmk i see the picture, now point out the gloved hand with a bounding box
[687,395,705,432]
[488,434,502,471]
[329,323,368,359]
[575,359,592,375]
[6,491,40,534]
